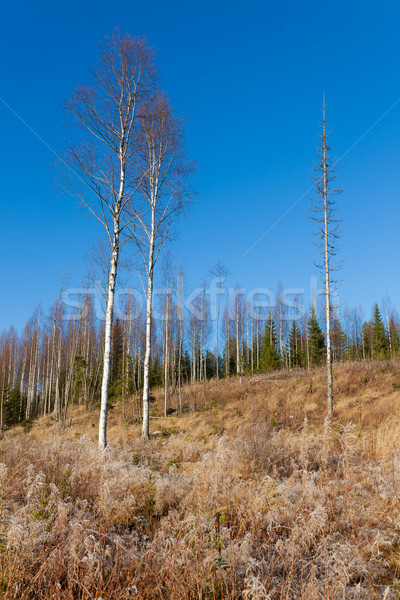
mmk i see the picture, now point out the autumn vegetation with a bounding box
[0,360,400,598]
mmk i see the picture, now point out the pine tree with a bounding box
[260,313,280,371]
[307,306,325,367]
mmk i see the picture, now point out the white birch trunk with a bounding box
[19,328,28,397]
[163,280,169,417]
[141,227,155,440]
[98,234,119,449]
[236,294,240,375]
[216,293,220,385]
[251,314,254,372]
[53,315,63,421]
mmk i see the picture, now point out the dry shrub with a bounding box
[1,362,400,598]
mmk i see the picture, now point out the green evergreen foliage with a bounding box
[109,319,126,400]
[361,321,373,359]
[222,337,236,376]
[4,386,23,428]
[389,317,400,355]
[181,351,191,383]
[215,354,223,379]
[111,319,124,383]
[72,356,87,404]
[260,314,280,371]
[205,350,217,379]
[287,320,304,368]
[149,363,163,389]
[372,304,388,359]
[331,316,346,362]
[307,306,325,367]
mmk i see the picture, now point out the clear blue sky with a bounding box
[1,0,400,333]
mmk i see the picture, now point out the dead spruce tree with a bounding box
[62,31,157,449]
[311,99,341,416]
[128,95,193,440]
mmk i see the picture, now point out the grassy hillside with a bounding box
[1,360,400,599]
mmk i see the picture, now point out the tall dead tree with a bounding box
[62,31,157,449]
[311,99,341,416]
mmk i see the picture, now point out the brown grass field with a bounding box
[1,360,400,598]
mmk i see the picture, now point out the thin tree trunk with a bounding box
[236,293,240,375]
[251,314,254,372]
[98,232,119,449]
[141,229,155,440]
[322,110,333,416]
[20,328,28,397]
[256,310,260,369]
[216,291,220,386]
[164,282,169,417]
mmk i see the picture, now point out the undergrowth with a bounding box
[0,360,400,598]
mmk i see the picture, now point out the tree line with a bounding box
[0,281,397,434]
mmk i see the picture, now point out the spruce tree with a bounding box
[331,315,346,362]
[372,304,388,359]
[260,313,280,371]
[222,336,236,376]
[361,321,373,360]
[389,317,400,356]
[307,306,325,367]
[110,319,124,398]
[288,320,304,368]
[4,386,22,428]
[310,100,341,414]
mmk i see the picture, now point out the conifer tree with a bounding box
[222,336,236,376]
[4,386,22,428]
[260,313,280,371]
[372,304,388,359]
[288,320,304,369]
[361,321,373,360]
[331,315,346,362]
[310,99,341,415]
[389,317,400,356]
[109,319,124,399]
[307,306,325,367]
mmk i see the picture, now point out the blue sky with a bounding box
[1,0,400,333]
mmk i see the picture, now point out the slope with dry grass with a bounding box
[1,360,400,599]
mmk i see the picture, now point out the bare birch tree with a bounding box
[128,95,194,439]
[61,31,157,449]
[210,262,229,386]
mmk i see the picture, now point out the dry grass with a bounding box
[1,360,400,598]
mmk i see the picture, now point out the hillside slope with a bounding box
[1,360,400,599]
